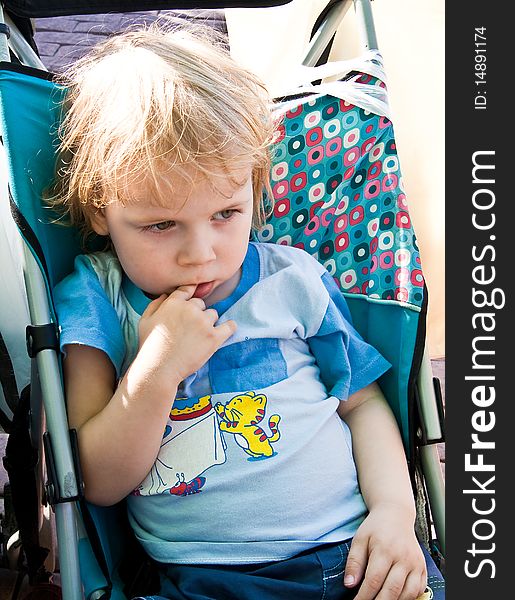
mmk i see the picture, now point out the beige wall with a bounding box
[226,0,445,358]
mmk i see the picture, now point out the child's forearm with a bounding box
[66,345,181,506]
[339,384,416,517]
[338,385,428,598]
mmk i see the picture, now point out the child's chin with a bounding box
[143,290,159,300]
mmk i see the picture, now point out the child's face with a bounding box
[91,169,254,304]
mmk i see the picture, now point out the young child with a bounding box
[51,21,428,600]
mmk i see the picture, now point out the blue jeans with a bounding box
[135,541,445,600]
[136,540,356,600]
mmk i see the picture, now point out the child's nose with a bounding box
[177,233,216,266]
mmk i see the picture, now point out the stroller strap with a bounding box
[270,49,390,119]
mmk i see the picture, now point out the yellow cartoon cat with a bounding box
[215,392,281,458]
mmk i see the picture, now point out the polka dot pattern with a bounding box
[258,77,424,308]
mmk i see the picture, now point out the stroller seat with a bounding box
[0,2,444,598]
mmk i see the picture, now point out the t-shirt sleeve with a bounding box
[52,254,125,376]
[307,271,391,400]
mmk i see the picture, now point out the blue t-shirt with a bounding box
[54,242,390,564]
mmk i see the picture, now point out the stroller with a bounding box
[0,1,445,598]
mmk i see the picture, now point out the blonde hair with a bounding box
[48,19,276,242]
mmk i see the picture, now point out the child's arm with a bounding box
[338,382,427,600]
[64,285,236,506]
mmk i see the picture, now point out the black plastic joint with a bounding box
[26,323,59,358]
[43,430,84,506]
[0,24,10,39]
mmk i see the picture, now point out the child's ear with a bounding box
[90,209,109,236]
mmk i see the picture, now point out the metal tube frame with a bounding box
[4,12,46,69]
[22,246,84,600]
[302,0,378,67]
[417,349,446,554]
[0,5,10,62]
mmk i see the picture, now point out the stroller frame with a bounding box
[0,2,445,598]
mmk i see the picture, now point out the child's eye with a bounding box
[212,209,236,221]
[143,220,175,232]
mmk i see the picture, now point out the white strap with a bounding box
[271,50,390,120]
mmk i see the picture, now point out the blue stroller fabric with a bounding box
[0,65,80,299]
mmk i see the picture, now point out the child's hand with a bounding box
[344,503,427,599]
[138,285,237,382]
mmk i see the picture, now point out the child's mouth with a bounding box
[193,281,215,299]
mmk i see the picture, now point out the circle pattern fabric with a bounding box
[258,75,424,309]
